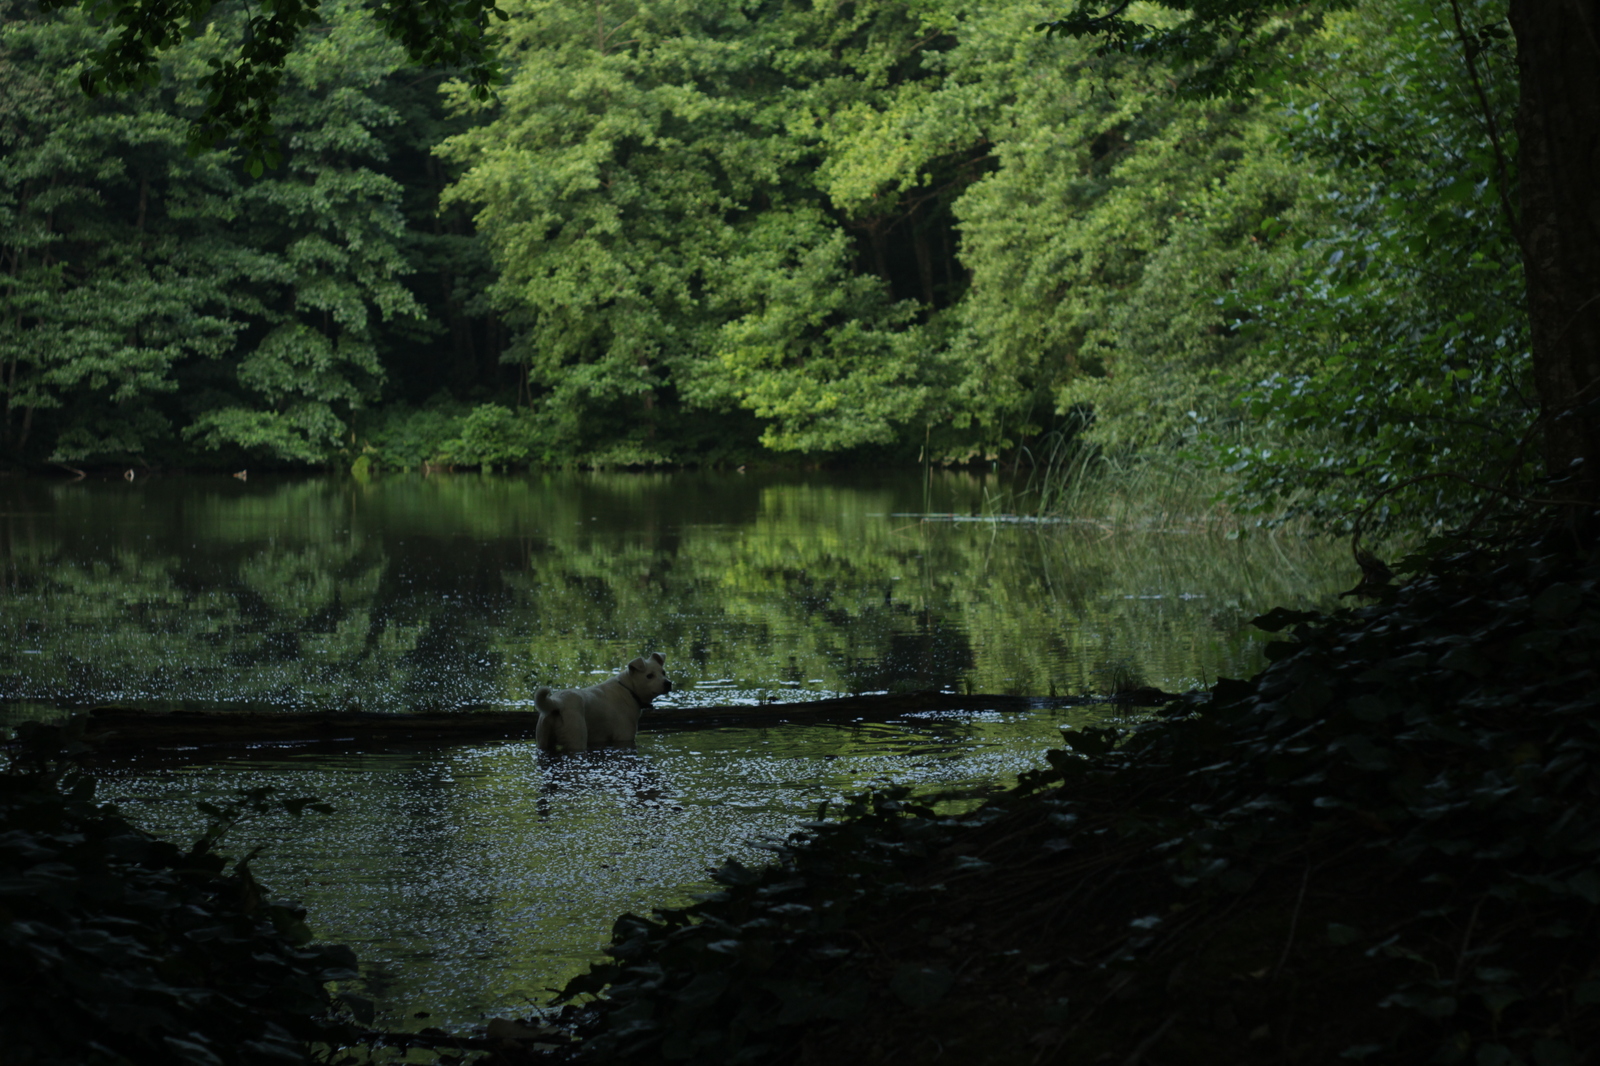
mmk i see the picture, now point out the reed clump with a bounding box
[997,438,1243,535]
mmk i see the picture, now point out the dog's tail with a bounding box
[535,686,555,714]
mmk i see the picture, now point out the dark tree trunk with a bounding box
[1508,0,1600,498]
[912,206,937,306]
[870,224,893,300]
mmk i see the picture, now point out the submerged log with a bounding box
[65,689,1171,755]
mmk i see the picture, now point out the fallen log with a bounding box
[61,688,1174,754]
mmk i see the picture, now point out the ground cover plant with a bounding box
[0,722,364,1065]
[471,516,1600,1065]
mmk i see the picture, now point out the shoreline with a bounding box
[15,690,1177,757]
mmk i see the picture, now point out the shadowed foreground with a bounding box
[464,530,1600,1066]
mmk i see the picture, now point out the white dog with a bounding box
[534,653,672,754]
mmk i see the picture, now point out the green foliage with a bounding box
[439,0,1338,464]
[36,0,507,174]
[356,398,668,469]
[1038,1,1351,98]
[953,70,1320,451]
[356,398,474,468]
[438,0,962,463]
[0,6,231,461]
[439,402,530,467]
[720,269,944,454]
[0,0,1542,499]
[0,720,360,1065]
[0,0,431,467]
[1212,0,1532,532]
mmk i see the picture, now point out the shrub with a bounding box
[0,722,363,1066]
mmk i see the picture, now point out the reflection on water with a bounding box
[96,706,1110,1030]
[4,469,1350,1031]
[1,469,1347,716]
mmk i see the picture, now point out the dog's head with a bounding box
[625,652,673,706]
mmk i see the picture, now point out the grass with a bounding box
[991,437,1246,534]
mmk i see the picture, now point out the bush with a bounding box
[439,404,534,468]
[356,400,472,469]
[0,722,362,1066]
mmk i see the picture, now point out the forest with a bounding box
[1,0,1534,528]
[10,2,1600,1064]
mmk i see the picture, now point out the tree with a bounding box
[439,0,1330,465]
[1506,1,1600,503]
[1204,0,1532,531]
[0,4,237,460]
[1,1,439,467]
[38,0,508,173]
[1042,0,1600,505]
[436,0,967,463]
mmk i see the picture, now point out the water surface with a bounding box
[96,707,1102,1030]
[2,469,1348,1030]
[2,469,1344,714]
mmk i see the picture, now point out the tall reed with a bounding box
[996,434,1237,533]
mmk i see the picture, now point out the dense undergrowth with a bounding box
[0,728,363,1065]
[475,520,1600,1065]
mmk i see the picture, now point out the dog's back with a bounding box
[533,653,671,754]
[535,685,587,753]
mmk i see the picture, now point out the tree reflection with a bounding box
[0,471,1347,714]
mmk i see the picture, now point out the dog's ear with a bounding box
[628,657,648,674]
[650,651,665,665]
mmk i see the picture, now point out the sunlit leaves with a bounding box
[1038,0,1358,98]
[439,0,966,461]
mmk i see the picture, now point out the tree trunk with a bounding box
[912,205,937,306]
[1508,0,1600,499]
[870,223,894,300]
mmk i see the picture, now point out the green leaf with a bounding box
[1251,607,1321,632]
[890,964,956,1009]
[1379,990,1457,1018]
[1326,922,1361,945]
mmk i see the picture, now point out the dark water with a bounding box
[1,469,1348,1030]
[92,710,1097,1030]
[2,469,1343,713]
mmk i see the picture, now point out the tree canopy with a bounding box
[1041,0,1600,507]
[3,0,1579,532]
[40,0,507,173]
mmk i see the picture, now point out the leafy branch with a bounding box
[40,0,509,174]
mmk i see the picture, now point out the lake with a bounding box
[0,468,1347,1029]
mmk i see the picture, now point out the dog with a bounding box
[534,653,672,754]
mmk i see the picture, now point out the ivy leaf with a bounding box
[890,964,956,1009]
[1327,922,1362,945]
[1251,607,1321,632]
